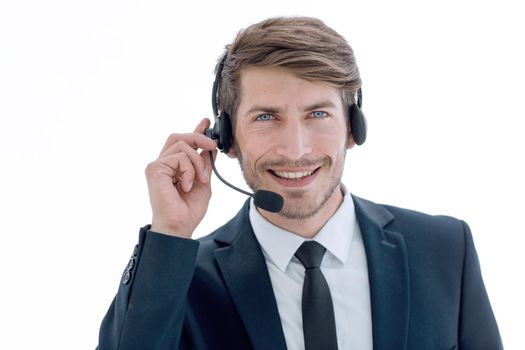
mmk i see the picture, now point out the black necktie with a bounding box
[295,241,338,350]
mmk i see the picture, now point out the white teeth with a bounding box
[273,170,314,179]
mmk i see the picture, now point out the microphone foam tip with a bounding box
[254,190,284,213]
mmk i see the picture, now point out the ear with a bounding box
[226,145,237,158]
[346,133,356,150]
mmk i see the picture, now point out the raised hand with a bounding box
[145,118,217,238]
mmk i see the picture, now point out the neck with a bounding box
[257,186,344,238]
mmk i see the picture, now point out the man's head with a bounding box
[216,17,362,223]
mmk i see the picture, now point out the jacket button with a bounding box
[127,257,136,271]
[122,271,131,285]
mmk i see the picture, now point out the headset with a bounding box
[205,53,368,154]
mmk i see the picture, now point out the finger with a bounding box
[193,118,211,134]
[159,132,217,157]
[199,148,217,175]
[159,118,215,156]
[160,141,210,184]
[156,152,196,192]
[146,152,193,185]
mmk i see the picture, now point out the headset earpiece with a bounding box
[217,112,233,153]
[348,88,367,146]
[205,111,233,154]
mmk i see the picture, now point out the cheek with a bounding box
[237,144,262,174]
[237,133,273,165]
[317,132,348,157]
[317,119,348,141]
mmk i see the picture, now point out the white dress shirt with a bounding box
[250,190,373,350]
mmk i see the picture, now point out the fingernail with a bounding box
[188,181,193,191]
[203,169,209,181]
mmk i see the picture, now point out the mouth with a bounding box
[271,169,316,179]
[268,167,321,187]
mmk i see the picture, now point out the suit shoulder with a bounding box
[354,195,465,227]
[354,195,468,243]
[359,199,470,267]
[383,203,463,228]
[379,202,468,248]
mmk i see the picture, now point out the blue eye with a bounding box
[256,113,274,121]
[311,111,328,119]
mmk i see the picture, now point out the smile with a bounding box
[268,167,321,187]
[272,170,314,179]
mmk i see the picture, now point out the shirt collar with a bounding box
[249,187,356,272]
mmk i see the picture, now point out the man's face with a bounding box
[232,66,354,219]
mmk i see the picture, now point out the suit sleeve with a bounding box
[97,225,200,350]
[458,221,504,349]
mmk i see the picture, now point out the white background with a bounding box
[1,0,523,349]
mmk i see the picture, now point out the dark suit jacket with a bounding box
[98,195,503,349]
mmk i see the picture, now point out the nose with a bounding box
[274,119,313,160]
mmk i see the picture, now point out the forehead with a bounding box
[237,66,343,111]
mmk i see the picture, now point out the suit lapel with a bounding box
[353,196,410,350]
[214,202,287,350]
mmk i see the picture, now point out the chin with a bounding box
[278,205,321,220]
[277,186,337,220]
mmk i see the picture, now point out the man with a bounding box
[98,17,503,349]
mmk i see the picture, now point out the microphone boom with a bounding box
[208,152,284,213]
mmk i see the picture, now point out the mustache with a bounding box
[257,156,331,170]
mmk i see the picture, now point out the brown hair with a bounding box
[217,16,362,122]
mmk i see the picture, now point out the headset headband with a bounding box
[211,53,228,117]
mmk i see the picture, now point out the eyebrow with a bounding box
[244,100,339,116]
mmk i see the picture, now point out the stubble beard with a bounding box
[235,145,346,220]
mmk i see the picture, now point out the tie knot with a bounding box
[295,241,327,269]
